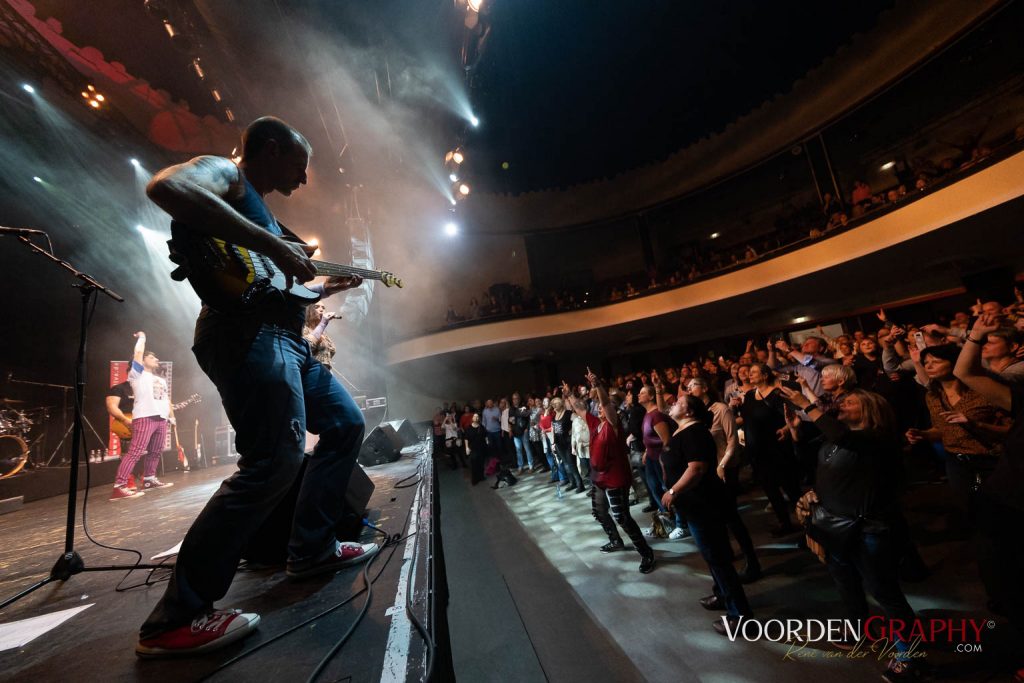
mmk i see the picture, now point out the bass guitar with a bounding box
[111,393,202,440]
[168,226,402,311]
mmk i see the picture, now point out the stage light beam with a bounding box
[130,158,140,167]
[458,183,470,196]
[32,176,42,183]
[444,222,458,237]
[449,173,458,182]
[469,115,479,127]
[22,84,34,93]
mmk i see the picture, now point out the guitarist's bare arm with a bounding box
[146,156,315,283]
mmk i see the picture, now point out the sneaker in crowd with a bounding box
[136,609,259,658]
[110,486,144,501]
[668,526,690,540]
[143,477,174,490]
[638,551,656,574]
[599,540,625,553]
[286,541,380,580]
[642,526,657,538]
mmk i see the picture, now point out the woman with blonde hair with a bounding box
[303,302,337,368]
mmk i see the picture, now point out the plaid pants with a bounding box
[115,415,167,486]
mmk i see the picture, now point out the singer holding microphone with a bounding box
[303,302,338,369]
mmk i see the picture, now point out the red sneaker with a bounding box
[110,486,144,501]
[135,609,260,658]
[286,542,380,580]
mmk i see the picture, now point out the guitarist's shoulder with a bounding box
[180,155,244,199]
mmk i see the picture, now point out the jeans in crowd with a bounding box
[592,486,651,556]
[543,432,565,482]
[827,529,917,659]
[513,434,534,469]
[723,466,758,567]
[685,509,753,619]
[753,450,802,528]
[555,440,584,489]
[141,324,364,638]
[644,455,684,528]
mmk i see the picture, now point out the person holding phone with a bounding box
[767,336,837,398]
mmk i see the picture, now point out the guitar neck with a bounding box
[312,260,386,281]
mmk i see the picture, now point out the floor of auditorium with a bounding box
[439,461,1022,683]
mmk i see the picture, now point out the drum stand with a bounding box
[44,413,107,467]
[0,235,166,612]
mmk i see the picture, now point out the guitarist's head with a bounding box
[142,350,160,372]
[240,117,312,198]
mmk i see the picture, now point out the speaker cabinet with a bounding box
[357,425,402,467]
[385,419,420,448]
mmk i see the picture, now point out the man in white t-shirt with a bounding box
[111,331,175,500]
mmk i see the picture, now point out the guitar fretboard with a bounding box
[312,261,387,280]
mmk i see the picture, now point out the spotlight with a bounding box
[449,198,457,206]
[136,224,146,231]
[709,232,720,239]
[21,84,34,93]
[87,84,95,92]
[89,100,100,109]
[793,316,810,324]
[444,222,458,237]
[458,183,470,196]
[470,115,479,127]
[130,158,140,167]
[449,173,458,182]
[468,0,483,11]
[501,161,509,170]
[94,94,105,102]
[452,150,464,165]
[32,176,42,183]
[880,161,895,170]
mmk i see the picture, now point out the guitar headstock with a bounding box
[380,271,404,288]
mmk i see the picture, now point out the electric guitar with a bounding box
[172,421,187,469]
[168,225,402,311]
[111,393,202,440]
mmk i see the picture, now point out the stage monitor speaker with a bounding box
[213,426,237,465]
[385,419,419,448]
[241,459,376,565]
[357,425,402,467]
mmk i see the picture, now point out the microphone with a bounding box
[0,226,46,236]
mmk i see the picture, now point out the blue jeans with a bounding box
[645,456,683,528]
[827,529,917,658]
[544,433,565,482]
[141,323,364,637]
[513,435,534,469]
[686,510,752,619]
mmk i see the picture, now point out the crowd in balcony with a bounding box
[443,123,1024,329]
[432,290,1024,681]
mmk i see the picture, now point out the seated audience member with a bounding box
[564,377,655,574]
[785,387,921,681]
[662,393,753,634]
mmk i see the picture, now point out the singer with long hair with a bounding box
[303,301,338,369]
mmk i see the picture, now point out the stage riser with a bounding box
[0,452,188,504]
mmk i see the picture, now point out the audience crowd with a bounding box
[432,290,1024,682]
[444,125,1024,328]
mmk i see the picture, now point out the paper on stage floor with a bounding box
[151,540,182,561]
[0,604,93,652]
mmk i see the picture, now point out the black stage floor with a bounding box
[0,447,435,683]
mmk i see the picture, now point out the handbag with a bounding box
[805,503,862,553]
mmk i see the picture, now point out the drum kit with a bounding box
[0,397,50,480]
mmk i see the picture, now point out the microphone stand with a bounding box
[0,235,166,611]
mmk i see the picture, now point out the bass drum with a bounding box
[0,434,29,480]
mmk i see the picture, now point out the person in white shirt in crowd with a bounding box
[571,398,592,489]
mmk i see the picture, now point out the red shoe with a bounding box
[110,486,144,501]
[286,542,380,580]
[135,609,260,658]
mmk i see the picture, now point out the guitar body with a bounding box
[169,224,321,311]
[111,413,132,440]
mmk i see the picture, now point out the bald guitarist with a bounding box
[137,116,378,658]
